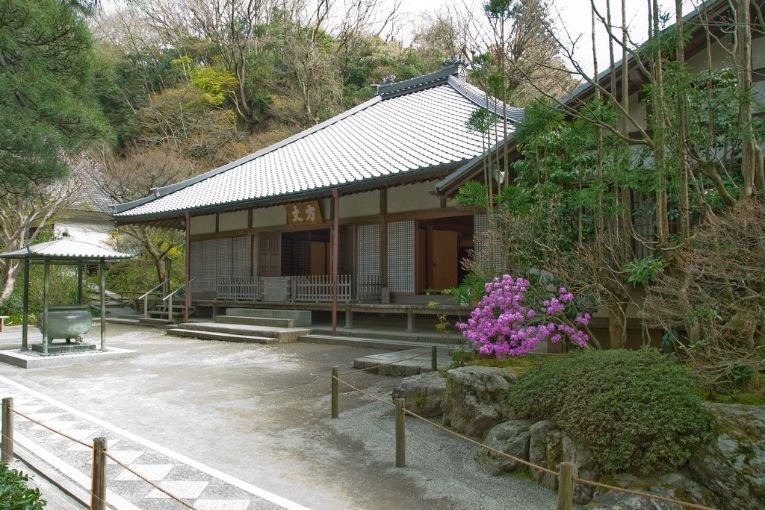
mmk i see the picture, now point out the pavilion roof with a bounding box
[111,63,523,222]
[0,238,134,262]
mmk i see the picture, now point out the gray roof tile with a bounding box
[114,67,520,220]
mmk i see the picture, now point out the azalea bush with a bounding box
[456,275,591,357]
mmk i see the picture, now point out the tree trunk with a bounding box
[608,300,629,348]
[0,262,20,305]
[736,0,764,197]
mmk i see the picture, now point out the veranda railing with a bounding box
[216,275,352,303]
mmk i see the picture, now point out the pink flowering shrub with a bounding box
[456,275,591,357]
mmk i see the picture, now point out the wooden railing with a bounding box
[293,275,352,303]
[357,274,382,301]
[216,275,352,303]
[218,277,260,301]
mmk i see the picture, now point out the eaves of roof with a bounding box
[111,95,382,215]
[114,159,465,224]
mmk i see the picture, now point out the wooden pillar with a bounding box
[163,257,172,295]
[331,189,340,335]
[42,260,49,356]
[99,259,106,351]
[21,258,29,351]
[76,262,83,306]
[2,397,13,465]
[184,211,191,322]
[380,189,388,290]
[91,437,107,510]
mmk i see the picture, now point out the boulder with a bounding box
[528,421,599,504]
[688,403,765,510]
[476,420,532,474]
[441,366,516,438]
[528,420,563,491]
[587,472,716,510]
[391,372,447,417]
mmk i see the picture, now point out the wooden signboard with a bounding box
[286,200,323,226]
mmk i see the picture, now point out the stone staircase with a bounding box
[166,308,311,344]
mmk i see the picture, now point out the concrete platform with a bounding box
[0,347,135,369]
[352,348,454,376]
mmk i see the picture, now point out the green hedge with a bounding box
[0,463,46,509]
[506,348,712,474]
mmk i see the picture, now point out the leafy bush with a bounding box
[506,348,712,475]
[0,463,46,509]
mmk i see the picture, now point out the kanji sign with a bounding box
[286,200,323,226]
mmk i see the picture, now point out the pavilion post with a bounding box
[99,259,106,351]
[42,261,49,356]
[331,188,339,335]
[184,211,191,323]
[21,258,29,351]
[76,262,83,306]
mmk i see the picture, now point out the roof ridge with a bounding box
[376,62,465,99]
[111,95,383,214]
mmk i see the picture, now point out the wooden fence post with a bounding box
[2,398,13,464]
[557,462,574,510]
[91,437,107,510]
[431,345,437,372]
[331,367,339,419]
[395,398,406,467]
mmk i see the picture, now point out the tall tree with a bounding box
[0,0,110,192]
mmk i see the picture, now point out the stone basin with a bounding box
[38,306,93,342]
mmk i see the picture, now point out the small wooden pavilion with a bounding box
[0,238,133,354]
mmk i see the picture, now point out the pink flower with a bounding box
[455,275,591,357]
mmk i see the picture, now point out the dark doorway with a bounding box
[416,216,474,293]
[281,229,330,276]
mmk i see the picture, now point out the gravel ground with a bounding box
[0,324,557,510]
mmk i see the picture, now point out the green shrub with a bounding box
[506,348,712,475]
[0,463,46,509]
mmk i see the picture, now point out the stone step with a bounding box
[352,348,452,376]
[225,308,311,327]
[105,317,141,326]
[216,315,294,328]
[310,326,464,345]
[166,328,278,344]
[299,334,446,351]
[175,322,309,342]
[138,317,175,327]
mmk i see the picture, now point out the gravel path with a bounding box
[0,323,557,509]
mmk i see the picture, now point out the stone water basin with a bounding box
[38,306,93,342]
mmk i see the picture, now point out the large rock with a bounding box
[688,403,765,510]
[391,372,447,417]
[528,420,598,504]
[441,366,516,438]
[476,420,532,474]
[528,420,563,491]
[587,472,716,510]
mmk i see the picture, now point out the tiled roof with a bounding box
[113,65,522,220]
[0,239,134,261]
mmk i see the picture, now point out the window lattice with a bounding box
[387,220,415,294]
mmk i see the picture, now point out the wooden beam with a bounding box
[331,189,340,335]
[99,259,106,351]
[184,211,191,322]
[21,259,29,351]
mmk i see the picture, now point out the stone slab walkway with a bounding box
[0,376,309,510]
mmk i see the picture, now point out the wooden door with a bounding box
[431,230,458,289]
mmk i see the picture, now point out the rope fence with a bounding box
[0,397,198,510]
[330,370,717,510]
